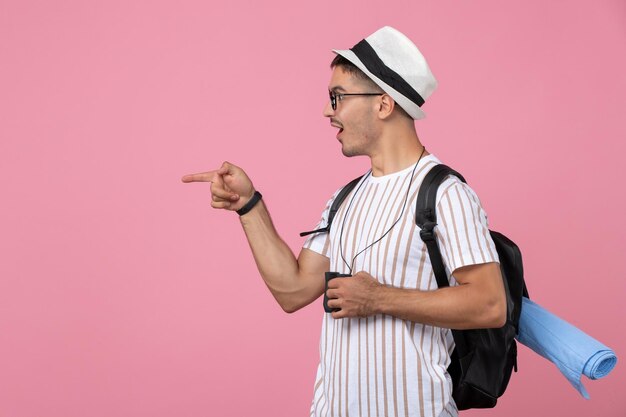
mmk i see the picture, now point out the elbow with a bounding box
[268,286,304,314]
[277,296,305,314]
[280,302,301,314]
[483,295,507,328]
[272,282,319,314]
[488,306,507,328]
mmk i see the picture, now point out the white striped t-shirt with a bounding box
[303,154,499,417]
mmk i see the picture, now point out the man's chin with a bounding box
[339,138,367,157]
[341,147,358,157]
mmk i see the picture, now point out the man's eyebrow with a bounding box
[329,86,347,93]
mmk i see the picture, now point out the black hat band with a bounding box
[350,39,425,107]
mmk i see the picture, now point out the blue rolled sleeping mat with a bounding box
[516,297,617,399]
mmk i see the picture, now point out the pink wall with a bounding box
[1,1,624,416]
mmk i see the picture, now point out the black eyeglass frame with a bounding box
[329,91,384,111]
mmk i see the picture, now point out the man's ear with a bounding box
[378,94,395,120]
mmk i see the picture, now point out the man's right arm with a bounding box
[182,161,328,313]
[238,199,329,312]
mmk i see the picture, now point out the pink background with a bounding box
[1,1,625,416]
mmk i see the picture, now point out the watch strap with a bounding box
[237,191,262,216]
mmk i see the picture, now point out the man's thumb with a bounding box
[218,161,236,176]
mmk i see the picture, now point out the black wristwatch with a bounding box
[236,191,262,216]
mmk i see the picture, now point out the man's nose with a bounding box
[322,99,334,118]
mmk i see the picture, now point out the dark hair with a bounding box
[330,55,380,88]
[330,55,411,119]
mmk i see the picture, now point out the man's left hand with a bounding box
[326,271,383,319]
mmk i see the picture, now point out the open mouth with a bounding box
[331,120,344,139]
[332,124,343,136]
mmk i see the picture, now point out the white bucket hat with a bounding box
[332,26,437,120]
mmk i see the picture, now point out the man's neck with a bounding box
[369,131,428,177]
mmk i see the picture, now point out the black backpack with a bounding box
[301,164,529,410]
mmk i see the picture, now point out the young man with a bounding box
[183,26,505,417]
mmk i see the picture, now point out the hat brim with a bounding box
[332,49,426,120]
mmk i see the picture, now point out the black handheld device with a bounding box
[323,272,351,313]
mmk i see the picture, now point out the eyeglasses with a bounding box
[329,91,384,111]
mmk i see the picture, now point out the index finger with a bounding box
[181,170,218,183]
[327,278,344,289]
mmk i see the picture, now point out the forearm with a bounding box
[238,200,306,310]
[374,265,506,329]
[182,162,324,312]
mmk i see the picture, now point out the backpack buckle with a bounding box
[420,221,437,242]
[300,226,329,237]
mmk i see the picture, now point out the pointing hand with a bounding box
[182,161,255,212]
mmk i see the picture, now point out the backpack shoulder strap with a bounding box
[300,175,364,237]
[415,164,466,288]
[415,164,466,227]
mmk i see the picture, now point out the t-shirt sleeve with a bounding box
[302,189,342,258]
[434,176,499,275]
